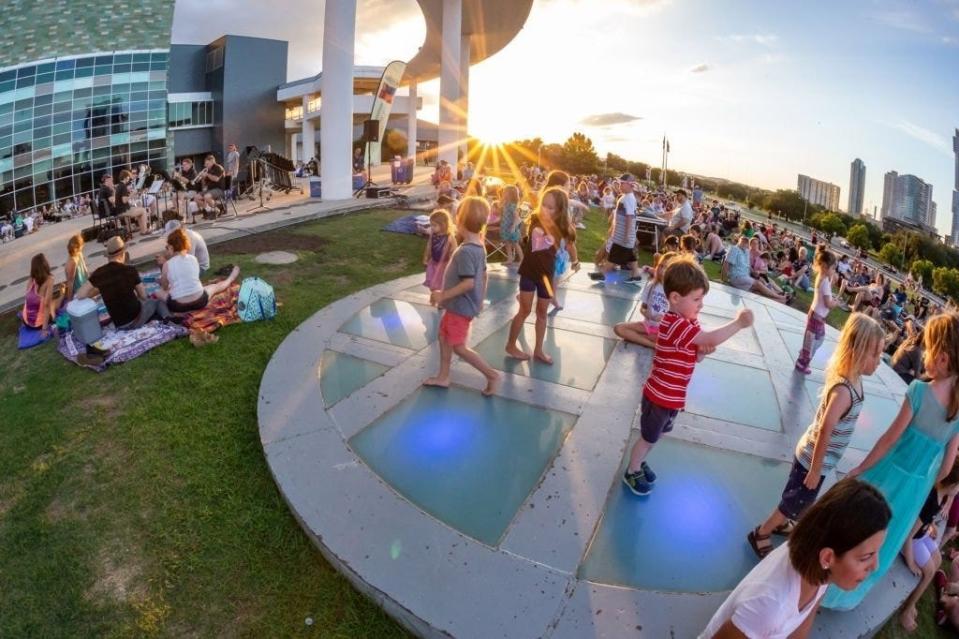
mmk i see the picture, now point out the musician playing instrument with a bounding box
[111,170,151,235]
[174,157,198,213]
[196,154,225,217]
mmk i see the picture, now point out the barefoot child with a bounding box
[613,251,677,349]
[423,209,456,291]
[504,187,569,365]
[701,478,890,639]
[623,258,754,495]
[795,249,839,374]
[748,313,885,558]
[825,313,959,610]
[424,197,500,396]
[898,463,959,631]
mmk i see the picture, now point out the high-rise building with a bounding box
[951,129,959,246]
[797,174,841,210]
[848,158,865,215]
[0,2,175,216]
[881,171,934,227]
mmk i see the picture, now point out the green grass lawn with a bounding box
[0,206,944,637]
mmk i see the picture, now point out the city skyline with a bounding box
[172,0,959,236]
[849,158,866,217]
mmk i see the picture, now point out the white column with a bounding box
[459,34,470,163]
[289,133,299,161]
[320,0,357,199]
[437,0,462,168]
[301,95,315,164]
[407,80,418,162]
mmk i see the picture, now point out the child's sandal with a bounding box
[747,526,773,559]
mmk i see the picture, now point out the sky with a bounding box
[173,0,959,234]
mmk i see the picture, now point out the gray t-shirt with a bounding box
[442,242,487,318]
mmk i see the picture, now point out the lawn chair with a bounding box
[485,223,509,263]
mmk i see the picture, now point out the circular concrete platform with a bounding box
[254,250,299,265]
[258,265,912,639]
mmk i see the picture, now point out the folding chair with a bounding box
[484,216,509,263]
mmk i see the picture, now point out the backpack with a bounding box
[237,277,276,322]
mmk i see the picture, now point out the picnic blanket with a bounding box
[18,323,51,350]
[58,320,188,372]
[383,214,429,236]
[178,284,241,333]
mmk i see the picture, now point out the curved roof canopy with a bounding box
[404,0,534,83]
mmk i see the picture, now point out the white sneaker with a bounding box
[575,222,587,229]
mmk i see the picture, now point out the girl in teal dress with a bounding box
[823,312,959,610]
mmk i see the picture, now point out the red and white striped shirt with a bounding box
[643,311,701,410]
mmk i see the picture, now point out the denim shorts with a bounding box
[777,457,825,520]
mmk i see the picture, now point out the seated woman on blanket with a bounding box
[22,253,61,338]
[156,228,239,313]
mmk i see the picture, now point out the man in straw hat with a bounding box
[76,236,170,330]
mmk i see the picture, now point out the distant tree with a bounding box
[605,152,629,173]
[717,182,750,202]
[380,129,407,162]
[846,224,871,251]
[626,161,650,180]
[762,190,808,222]
[541,143,564,169]
[560,132,599,174]
[816,213,847,236]
[911,259,934,286]
[878,242,904,268]
[933,267,959,300]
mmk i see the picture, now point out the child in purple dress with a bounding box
[423,209,457,291]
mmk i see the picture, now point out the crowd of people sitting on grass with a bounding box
[419,167,959,635]
[18,211,236,342]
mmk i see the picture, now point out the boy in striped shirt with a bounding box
[624,258,754,496]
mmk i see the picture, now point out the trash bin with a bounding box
[391,156,401,184]
[352,173,366,190]
[403,159,415,184]
[309,177,322,198]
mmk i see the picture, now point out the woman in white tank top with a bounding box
[158,228,240,313]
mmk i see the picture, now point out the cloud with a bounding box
[579,112,643,127]
[873,9,933,33]
[721,33,779,47]
[689,63,711,73]
[942,35,959,45]
[889,120,953,155]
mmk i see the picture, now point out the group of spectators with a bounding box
[0,196,93,243]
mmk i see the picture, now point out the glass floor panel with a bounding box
[686,358,781,431]
[804,380,902,452]
[778,328,837,371]
[340,298,439,350]
[349,386,577,546]
[766,305,807,330]
[473,324,616,391]
[405,275,516,305]
[550,289,637,326]
[577,269,645,298]
[703,288,745,312]
[320,351,390,407]
[699,312,761,355]
[579,437,790,592]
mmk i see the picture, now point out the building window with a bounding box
[205,47,224,73]
[168,101,213,129]
[0,51,169,217]
[285,105,303,121]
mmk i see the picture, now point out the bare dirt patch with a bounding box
[86,546,147,604]
[216,231,328,255]
[77,395,122,421]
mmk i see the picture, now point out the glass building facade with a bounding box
[0,50,170,216]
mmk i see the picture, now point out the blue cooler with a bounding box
[309,177,322,198]
[352,173,365,190]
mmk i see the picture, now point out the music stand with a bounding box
[247,158,272,214]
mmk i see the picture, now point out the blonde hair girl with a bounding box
[423,209,457,291]
[825,313,959,610]
[750,313,885,559]
[612,251,679,349]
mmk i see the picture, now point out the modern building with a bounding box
[881,170,934,228]
[168,36,289,165]
[882,215,940,241]
[797,174,840,210]
[951,129,959,246]
[0,1,175,216]
[848,158,865,216]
